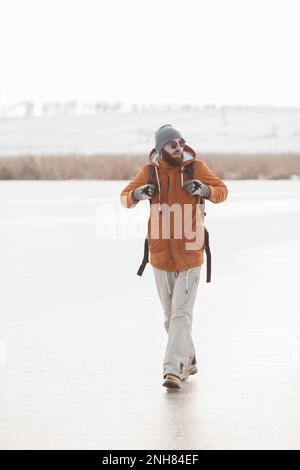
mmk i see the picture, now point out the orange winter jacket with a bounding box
[120,144,228,272]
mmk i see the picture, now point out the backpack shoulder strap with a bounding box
[185,161,194,179]
[148,164,155,184]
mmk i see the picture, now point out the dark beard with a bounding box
[161,148,183,166]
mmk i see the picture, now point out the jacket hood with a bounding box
[146,144,197,214]
[147,144,197,168]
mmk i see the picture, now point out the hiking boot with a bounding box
[182,364,198,381]
[162,374,182,389]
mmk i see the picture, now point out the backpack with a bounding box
[137,162,211,282]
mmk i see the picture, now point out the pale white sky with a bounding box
[0,0,300,107]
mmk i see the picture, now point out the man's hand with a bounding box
[133,184,157,201]
[183,179,211,199]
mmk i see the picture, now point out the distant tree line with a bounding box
[0,101,284,119]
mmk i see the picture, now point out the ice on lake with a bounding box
[0,179,300,449]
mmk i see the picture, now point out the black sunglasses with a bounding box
[167,139,186,149]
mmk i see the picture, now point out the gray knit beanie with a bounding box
[154,124,184,153]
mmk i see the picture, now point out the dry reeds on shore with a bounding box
[0,153,300,180]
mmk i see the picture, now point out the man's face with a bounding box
[161,138,186,166]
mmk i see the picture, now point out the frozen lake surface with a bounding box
[0,179,300,449]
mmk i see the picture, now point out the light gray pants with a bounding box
[152,265,201,379]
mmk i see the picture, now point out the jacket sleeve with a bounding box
[120,164,150,208]
[197,160,228,203]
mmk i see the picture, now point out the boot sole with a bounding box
[163,380,181,389]
[162,377,182,389]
